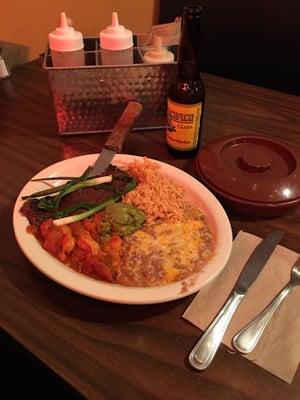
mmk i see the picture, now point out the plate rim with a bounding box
[13,154,232,304]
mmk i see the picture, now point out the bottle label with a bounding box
[166,99,202,151]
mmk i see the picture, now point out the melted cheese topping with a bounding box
[117,220,213,287]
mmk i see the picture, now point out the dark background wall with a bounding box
[160,0,299,95]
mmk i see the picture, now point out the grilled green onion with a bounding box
[22,175,112,201]
[53,197,118,226]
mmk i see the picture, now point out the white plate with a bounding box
[13,154,232,305]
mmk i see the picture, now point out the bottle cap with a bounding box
[183,5,203,19]
[100,12,133,50]
[49,12,84,52]
[143,35,175,63]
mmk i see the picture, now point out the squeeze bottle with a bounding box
[49,12,84,67]
[99,12,133,65]
[143,35,175,63]
[0,47,10,78]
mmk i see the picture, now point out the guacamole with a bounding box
[101,203,145,237]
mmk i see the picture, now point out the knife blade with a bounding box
[92,101,143,176]
[188,230,284,371]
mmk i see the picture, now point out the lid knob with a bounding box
[236,149,272,173]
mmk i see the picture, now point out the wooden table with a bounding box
[1,61,300,400]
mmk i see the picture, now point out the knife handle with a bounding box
[188,291,244,370]
[105,101,143,153]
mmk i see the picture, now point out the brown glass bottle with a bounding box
[166,5,205,158]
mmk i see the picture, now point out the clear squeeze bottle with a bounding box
[0,47,10,79]
[143,35,174,64]
[99,12,133,65]
[166,5,205,158]
[49,12,84,67]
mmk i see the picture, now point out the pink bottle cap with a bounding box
[49,12,84,52]
[100,12,133,51]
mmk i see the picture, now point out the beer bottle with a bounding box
[166,5,205,157]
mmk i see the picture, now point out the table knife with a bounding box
[188,230,284,371]
[92,101,143,176]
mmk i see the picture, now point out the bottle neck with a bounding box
[177,16,202,80]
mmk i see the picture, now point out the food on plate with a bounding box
[21,165,135,225]
[118,220,213,287]
[123,158,189,225]
[103,203,145,237]
[20,158,215,287]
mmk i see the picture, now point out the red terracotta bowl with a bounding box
[196,134,300,217]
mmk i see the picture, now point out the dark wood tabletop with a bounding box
[1,60,300,400]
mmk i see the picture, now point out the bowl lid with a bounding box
[196,135,300,205]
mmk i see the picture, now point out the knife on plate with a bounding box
[188,229,284,371]
[92,101,143,176]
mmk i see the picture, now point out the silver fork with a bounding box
[232,257,300,354]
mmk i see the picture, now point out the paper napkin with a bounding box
[183,231,300,383]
